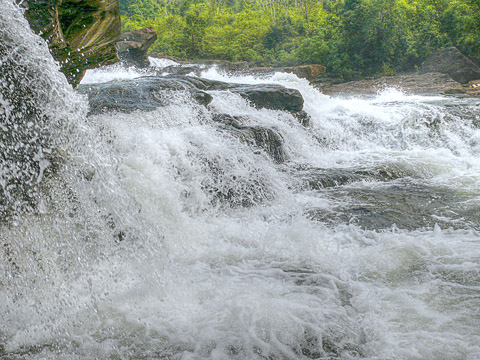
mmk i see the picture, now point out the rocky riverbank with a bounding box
[315,72,480,97]
[147,53,480,98]
[314,47,480,97]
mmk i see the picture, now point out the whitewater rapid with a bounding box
[2,3,480,358]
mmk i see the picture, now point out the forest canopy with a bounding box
[120,0,480,79]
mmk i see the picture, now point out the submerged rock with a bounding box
[294,165,413,190]
[116,27,157,68]
[306,181,480,231]
[293,110,311,127]
[22,0,121,86]
[213,114,287,164]
[236,126,287,164]
[420,47,480,84]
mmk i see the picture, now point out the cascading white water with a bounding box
[2,2,480,358]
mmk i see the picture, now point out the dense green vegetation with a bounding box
[120,0,480,79]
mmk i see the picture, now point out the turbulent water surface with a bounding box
[1,2,480,359]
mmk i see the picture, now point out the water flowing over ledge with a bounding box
[2,3,480,359]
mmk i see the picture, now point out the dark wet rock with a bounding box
[234,126,286,164]
[211,113,245,128]
[293,110,311,127]
[443,88,467,95]
[162,65,203,76]
[22,0,121,86]
[250,64,326,82]
[165,75,305,113]
[77,76,213,115]
[174,59,250,73]
[306,180,480,231]
[192,91,213,107]
[281,64,326,81]
[420,47,480,84]
[196,151,275,208]
[155,58,325,82]
[149,52,184,63]
[212,114,287,163]
[116,27,157,68]
[317,72,464,96]
[162,74,228,91]
[79,71,304,116]
[295,165,411,190]
[228,85,304,112]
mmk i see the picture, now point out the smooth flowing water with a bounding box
[2,2,480,359]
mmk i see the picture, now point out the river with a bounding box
[1,2,480,359]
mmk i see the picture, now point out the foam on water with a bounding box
[2,6,480,359]
[82,63,158,84]
[148,56,180,68]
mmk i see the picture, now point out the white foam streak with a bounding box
[81,63,158,84]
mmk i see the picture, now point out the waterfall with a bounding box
[2,2,480,358]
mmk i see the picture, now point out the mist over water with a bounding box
[2,2,480,359]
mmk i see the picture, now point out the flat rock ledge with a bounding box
[78,75,307,117]
[316,72,480,97]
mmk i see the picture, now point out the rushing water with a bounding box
[2,2,480,359]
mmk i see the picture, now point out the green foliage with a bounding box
[120,0,480,79]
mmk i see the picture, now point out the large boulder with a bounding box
[420,47,480,84]
[176,76,307,115]
[228,85,304,112]
[79,74,306,121]
[77,76,212,115]
[22,0,121,86]
[212,114,287,164]
[279,64,326,81]
[470,56,480,68]
[116,27,158,68]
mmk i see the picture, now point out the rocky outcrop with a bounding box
[294,165,412,190]
[149,52,184,63]
[79,74,307,116]
[317,72,466,96]
[149,55,326,82]
[283,64,326,81]
[228,85,304,112]
[77,76,213,115]
[212,114,287,163]
[250,64,326,82]
[22,0,121,86]
[470,56,480,68]
[173,76,307,115]
[116,27,158,68]
[420,47,480,84]
[161,65,203,76]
